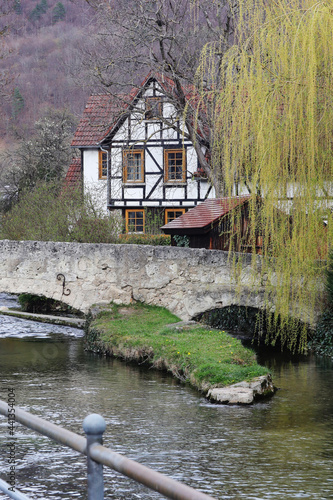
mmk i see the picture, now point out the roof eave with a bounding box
[71,144,101,149]
[99,80,154,144]
[161,225,213,235]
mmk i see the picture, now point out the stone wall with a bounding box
[0,240,266,320]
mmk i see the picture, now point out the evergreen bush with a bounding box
[310,249,333,356]
[52,2,66,24]
[325,248,333,309]
[309,313,333,357]
[173,235,190,247]
[12,88,24,119]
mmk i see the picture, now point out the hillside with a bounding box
[0,0,97,149]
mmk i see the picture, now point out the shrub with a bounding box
[117,233,171,246]
[325,248,333,310]
[309,312,333,356]
[0,181,121,243]
[173,234,190,247]
[309,249,333,356]
[309,250,333,356]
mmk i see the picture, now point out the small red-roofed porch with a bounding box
[161,196,263,253]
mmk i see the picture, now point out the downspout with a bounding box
[80,149,84,196]
[100,146,110,211]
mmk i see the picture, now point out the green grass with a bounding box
[87,302,269,391]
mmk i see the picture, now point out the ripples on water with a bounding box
[0,293,84,340]
[0,293,333,499]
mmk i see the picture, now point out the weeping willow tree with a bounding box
[194,0,333,351]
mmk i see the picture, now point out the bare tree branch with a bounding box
[79,0,238,194]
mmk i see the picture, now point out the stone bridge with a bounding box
[0,240,268,321]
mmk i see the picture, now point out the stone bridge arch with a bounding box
[0,240,267,321]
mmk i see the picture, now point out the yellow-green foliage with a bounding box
[194,0,333,350]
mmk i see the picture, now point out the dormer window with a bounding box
[145,97,163,120]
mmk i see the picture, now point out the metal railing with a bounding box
[0,400,215,500]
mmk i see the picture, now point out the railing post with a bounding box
[83,414,106,500]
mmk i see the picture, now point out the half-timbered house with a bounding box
[71,73,214,232]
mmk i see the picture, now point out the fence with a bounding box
[0,400,215,500]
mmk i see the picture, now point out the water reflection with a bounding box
[0,294,332,499]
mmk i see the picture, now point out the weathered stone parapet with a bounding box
[0,240,266,321]
[207,374,276,405]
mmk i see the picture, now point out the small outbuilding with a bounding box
[161,196,264,253]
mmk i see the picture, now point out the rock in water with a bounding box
[207,374,276,405]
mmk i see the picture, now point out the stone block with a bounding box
[207,374,276,405]
[208,387,254,404]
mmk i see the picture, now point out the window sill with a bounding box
[163,182,187,186]
[123,182,146,186]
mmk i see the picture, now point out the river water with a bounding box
[0,293,332,500]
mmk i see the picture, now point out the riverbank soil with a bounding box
[84,302,274,402]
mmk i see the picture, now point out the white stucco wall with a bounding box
[82,81,216,214]
[82,150,108,213]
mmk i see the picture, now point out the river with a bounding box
[0,293,332,499]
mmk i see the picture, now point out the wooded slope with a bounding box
[0,0,96,149]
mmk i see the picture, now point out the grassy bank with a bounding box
[85,302,269,392]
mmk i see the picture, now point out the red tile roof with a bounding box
[71,94,130,147]
[71,72,203,148]
[161,196,251,233]
[64,157,82,187]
